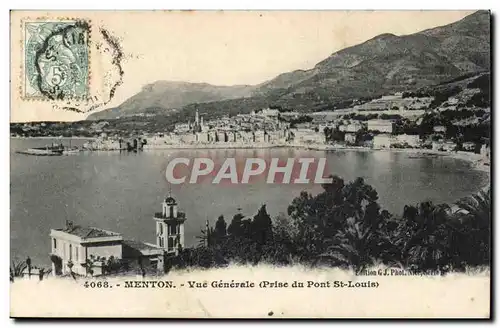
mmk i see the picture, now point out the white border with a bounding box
[2,1,498,326]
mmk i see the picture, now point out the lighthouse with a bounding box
[153,192,186,255]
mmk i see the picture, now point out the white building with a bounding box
[339,122,364,133]
[260,108,280,117]
[373,134,392,149]
[196,132,210,143]
[432,141,457,152]
[344,133,357,145]
[180,133,197,144]
[291,128,325,144]
[153,195,186,255]
[50,222,123,276]
[433,126,447,134]
[480,144,490,161]
[394,134,420,148]
[174,123,191,134]
[462,142,476,151]
[367,120,394,133]
[50,194,187,276]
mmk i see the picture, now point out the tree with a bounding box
[10,259,27,282]
[394,202,452,270]
[251,205,273,244]
[82,254,105,277]
[318,217,386,270]
[228,213,245,237]
[197,224,215,247]
[67,260,77,280]
[286,175,392,266]
[214,215,227,240]
[451,189,491,267]
[105,256,122,275]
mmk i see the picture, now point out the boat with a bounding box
[17,139,83,156]
[17,146,64,156]
[408,153,440,159]
[62,148,81,155]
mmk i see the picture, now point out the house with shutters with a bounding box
[49,193,186,276]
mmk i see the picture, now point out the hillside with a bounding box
[87,82,255,120]
[87,10,490,120]
[250,10,490,111]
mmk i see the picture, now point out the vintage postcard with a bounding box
[10,10,491,318]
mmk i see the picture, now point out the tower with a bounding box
[153,192,186,255]
[195,109,199,125]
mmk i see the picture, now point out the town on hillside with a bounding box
[11,73,491,165]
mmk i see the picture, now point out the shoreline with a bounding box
[10,136,95,140]
[12,137,490,189]
[141,143,491,180]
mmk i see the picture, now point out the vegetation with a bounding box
[10,257,52,282]
[10,259,27,282]
[10,176,490,280]
[173,176,490,274]
[289,115,313,128]
[323,126,345,142]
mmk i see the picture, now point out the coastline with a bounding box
[12,136,490,189]
[315,145,491,191]
[144,142,491,180]
[10,136,95,140]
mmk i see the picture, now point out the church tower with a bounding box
[195,109,200,125]
[153,192,186,255]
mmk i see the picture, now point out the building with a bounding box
[344,133,357,145]
[260,108,280,118]
[339,122,364,133]
[373,134,392,149]
[480,144,490,162]
[153,195,186,255]
[433,126,447,134]
[174,123,191,134]
[394,134,420,148]
[462,142,476,151]
[367,120,394,133]
[50,223,123,276]
[50,193,187,276]
[432,141,457,152]
[291,128,325,144]
[174,109,206,134]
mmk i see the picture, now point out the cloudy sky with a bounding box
[11,10,474,122]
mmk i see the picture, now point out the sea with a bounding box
[10,137,489,266]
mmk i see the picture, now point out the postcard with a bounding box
[10,10,491,318]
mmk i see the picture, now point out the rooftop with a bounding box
[54,225,121,239]
[123,239,162,252]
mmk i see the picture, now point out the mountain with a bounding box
[250,10,490,111]
[88,10,490,120]
[87,81,255,120]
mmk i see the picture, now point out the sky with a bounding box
[10,10,474,122]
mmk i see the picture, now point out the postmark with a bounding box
[22,19,90,101]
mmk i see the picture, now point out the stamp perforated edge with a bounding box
[19,17,93,102]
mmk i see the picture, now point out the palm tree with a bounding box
[317,217,392,271]
[451,189,491,267]
[197,226,215,247]
[395,201,452,270]
[10,259,27,282]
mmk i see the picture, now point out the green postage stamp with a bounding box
[23,19,90,100]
